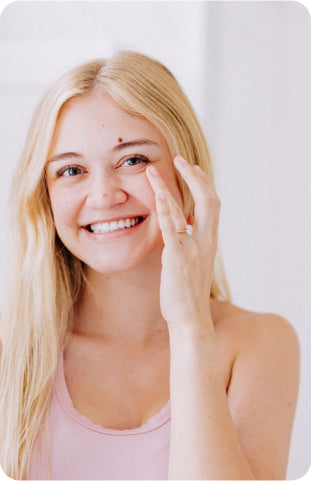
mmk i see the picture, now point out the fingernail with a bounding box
[158,190,166,200]
[148,166,158,176]
[175,156,187,165]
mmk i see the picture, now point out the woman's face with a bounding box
[46,93,183,274]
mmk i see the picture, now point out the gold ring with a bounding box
[177,224,193,236]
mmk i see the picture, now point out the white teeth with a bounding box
[89,217,141,234]
[118,220,125,229]
[110,221,118,231]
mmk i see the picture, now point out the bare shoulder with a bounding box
[212,299,300,479]
[212,298,300,360]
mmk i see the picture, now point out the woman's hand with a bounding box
[146,156,221,331]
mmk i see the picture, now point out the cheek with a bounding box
[130,177,157,208]
[48,188,78,228]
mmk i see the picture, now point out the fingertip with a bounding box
[145,165,151,178]
[147,165,158,177]
[145,165,153,178]
[145,166,158,191]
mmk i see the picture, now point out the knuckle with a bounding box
[174,252,186,268]
[189,244,199,262]
[200,185,220,205]
[206,238,217,256]
[202,173,211,185]
[206,195,219,207]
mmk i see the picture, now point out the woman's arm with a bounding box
[168,313,300,480]
[145,159,300,479]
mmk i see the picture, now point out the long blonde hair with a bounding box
[0,50,232,479]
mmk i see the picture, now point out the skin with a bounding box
[46,92,189,345]
[45,92,300,479]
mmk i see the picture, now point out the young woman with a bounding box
[0,51,299,480]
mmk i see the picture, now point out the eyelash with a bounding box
[56,164,83,177]
[55,155,150,178]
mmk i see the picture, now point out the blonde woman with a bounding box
[0,51,299,480]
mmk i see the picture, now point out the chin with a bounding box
[86,258,142,275]
[83,247,162,276]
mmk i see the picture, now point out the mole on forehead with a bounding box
[100,123,123,142]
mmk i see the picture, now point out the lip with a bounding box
[81,215,148,227]
[81,216,148,241]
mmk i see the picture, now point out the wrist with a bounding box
[168,320,223,383]
[168,319,217,353]
[167,312,215,339]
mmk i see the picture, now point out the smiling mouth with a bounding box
[84,216,147,234]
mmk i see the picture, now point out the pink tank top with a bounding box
[29,350,171,479]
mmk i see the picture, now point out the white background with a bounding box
[0,1,310,479]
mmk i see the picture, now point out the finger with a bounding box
[146,165,187,232]
[187,214,195,225]
[174,156,220,238]
[155,189,180,252]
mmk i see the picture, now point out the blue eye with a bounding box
[123,155,149,167]
[55,156,149,178]
[57,165,84,177]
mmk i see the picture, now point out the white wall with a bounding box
[203,4,311,479]
[0,2,310,479]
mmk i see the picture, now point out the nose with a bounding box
[85,173,128,209]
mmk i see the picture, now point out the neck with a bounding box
[73,249,168,348]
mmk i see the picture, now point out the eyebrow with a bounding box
[47,152,83,163]
[47,139,160,163]
[112,139,160,151]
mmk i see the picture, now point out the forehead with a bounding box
[52,93,165,146]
